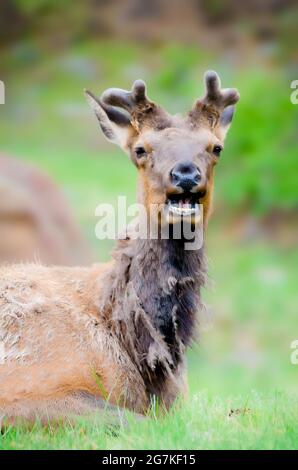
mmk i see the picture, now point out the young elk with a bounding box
[0,72,239,424]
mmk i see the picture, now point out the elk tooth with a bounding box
[168,201,201,216]
[169,206,191,215]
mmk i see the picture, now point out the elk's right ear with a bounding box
[84,89,133,148]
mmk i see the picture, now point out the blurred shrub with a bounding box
[15,0,70,15]
[218,71,298,214]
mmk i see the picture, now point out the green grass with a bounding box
[0,39,297,449]
[1,391,297,450]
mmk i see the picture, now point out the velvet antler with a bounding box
[100,80,170,131]
[201,71,240,110]
[189,71,240,129]
[101,80,152,112]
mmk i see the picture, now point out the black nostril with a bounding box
[194,169,201,183]
[170,162,201,190]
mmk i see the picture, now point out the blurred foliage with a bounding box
[14,0,70,15]
[2,1,298,62]
[219,71,298,213]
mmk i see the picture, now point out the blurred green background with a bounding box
[0,0,297,448]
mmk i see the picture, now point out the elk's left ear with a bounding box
[84,89,133,148]
[219,105,236,140]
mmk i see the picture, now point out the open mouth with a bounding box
[165,191,205,221]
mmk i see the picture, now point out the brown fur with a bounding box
[0,72,239,425]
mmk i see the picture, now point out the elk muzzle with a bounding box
[170,162,201,192]
[163,161,207,226]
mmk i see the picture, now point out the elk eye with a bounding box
[213,145,223,156]
[135,146,147,158]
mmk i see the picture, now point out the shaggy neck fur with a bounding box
[131,237,205,350]
[101,232,206,402]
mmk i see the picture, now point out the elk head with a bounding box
[85,71,239,231]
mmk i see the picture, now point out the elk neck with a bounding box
[100,229,207,401]
[130,236,206,354]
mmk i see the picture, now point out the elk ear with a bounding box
[84,89,133,147]
[219,105,236,140]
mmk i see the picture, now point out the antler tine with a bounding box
[101,79,150,113]
[100,79,171,130]
[203,71,240,110]
[131,79,147,102]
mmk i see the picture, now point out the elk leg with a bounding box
[0,391,143,429]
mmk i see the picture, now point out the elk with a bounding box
[0,71,239,425]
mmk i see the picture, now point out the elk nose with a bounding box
[170,162,201,191]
